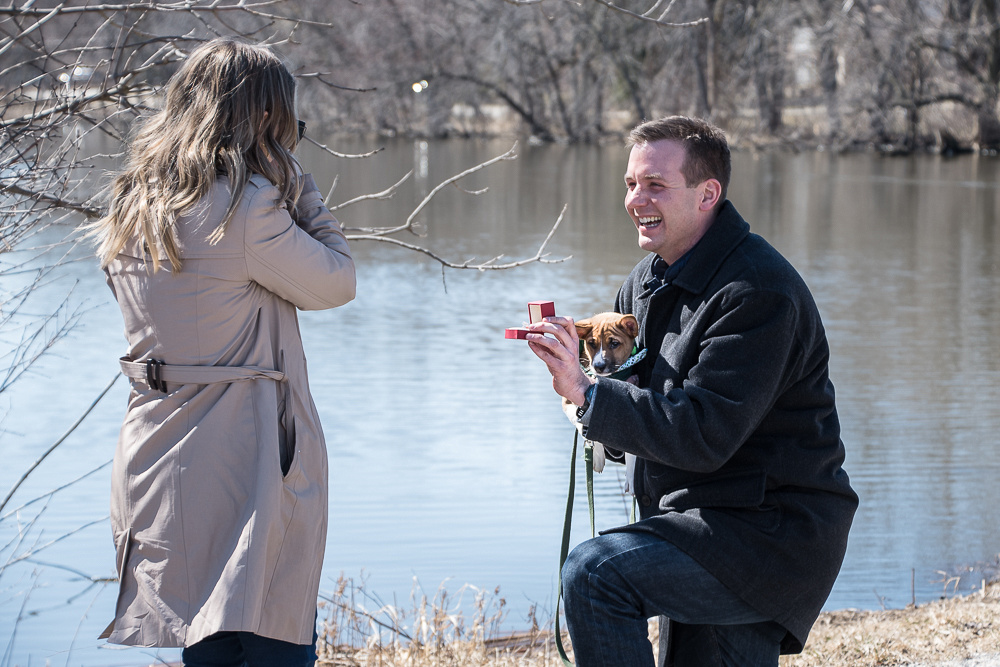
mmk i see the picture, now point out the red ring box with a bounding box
[527,301,555,323]
[505,301,555,340]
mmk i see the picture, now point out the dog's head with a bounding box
[575,312,639,376]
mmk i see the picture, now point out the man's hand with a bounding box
[525,316,595,406]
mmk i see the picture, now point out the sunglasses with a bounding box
[297,119,306,141]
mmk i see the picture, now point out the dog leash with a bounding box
[556,346,646,665]
[555,431,594,666]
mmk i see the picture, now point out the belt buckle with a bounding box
[145,358,167,392]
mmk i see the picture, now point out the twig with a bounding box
[296,72,376,94]
[0,373,122,514]
[590,0,708,27]
[1,458,112,521]
[0,0,331,27]
[3,516,109,568]
[333,171,412,215]
[873,588,887,611]
[0,284,86,394]
[360,143,519,238]
[0,182,103,219]
[302,136,384,160]
[346,203,570,270]
[19,558,115,583]
[0,74,154,130]
[1,570,38,667]
[319,591,415,642]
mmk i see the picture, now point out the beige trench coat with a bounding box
[101,173,355,648]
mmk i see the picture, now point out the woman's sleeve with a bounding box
[243,174,356,311]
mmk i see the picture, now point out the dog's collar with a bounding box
[581,347,647,381]
[610,347,646,380]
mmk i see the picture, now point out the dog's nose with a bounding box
[593,359,608,373]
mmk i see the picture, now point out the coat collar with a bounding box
[639,200,750,298]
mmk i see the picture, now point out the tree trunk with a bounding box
[978,90,1000,150]
[694,26,712,117]
[705,4,717,114]
[816,25,841,139]
[753,31,785,134]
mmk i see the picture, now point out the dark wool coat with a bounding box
[584,201,858,654]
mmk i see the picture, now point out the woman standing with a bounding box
[91,38,355,666]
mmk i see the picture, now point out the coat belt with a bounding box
[119,356,285,391]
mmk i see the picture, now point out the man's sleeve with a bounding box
[583,288,800,474]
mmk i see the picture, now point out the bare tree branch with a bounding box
[0,1,332,27]
[302,136,384,160]
[350,143,519,237]
[346,203,570,271]
[0,373,121,515]
[330,170,412,213]
[590,0,708,27]
[0,182,103,219]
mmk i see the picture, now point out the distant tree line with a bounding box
[280,0,1000,153]
[2,0,998,152]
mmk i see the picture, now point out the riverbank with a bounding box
[785,579,1000,666]
[315,579,1000,666]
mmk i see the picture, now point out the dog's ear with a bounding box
[620,314,639,339]
[575,318,593,340]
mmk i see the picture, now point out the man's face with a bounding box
[623,139,716,264]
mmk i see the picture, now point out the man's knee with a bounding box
[561,535,634,608]
[561,539,597,602]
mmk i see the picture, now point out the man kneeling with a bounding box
[525,116,858,667]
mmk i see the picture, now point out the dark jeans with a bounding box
[561,532,785,667]
[181,630,317,667]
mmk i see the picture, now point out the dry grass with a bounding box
[316,575,564,666]
[316,577,1000,667]
[781,580,1000,667]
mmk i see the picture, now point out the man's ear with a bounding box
[698,178,723,212]
[619,314,639,339]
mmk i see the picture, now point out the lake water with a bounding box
[2,138,1000,666]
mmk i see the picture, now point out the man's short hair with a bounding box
[627,116,731,204]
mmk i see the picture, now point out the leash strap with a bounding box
[555,431,597,665]
[584,442,595,537]
[555,431,578,666]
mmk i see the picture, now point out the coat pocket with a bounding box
[658,469,782,534]
[277,385,296,477]
[657,469,767,512]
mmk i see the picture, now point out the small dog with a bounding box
[575,312,640,378]
[562,312,641,473]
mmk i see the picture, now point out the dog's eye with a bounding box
[609,339,621,349]
[588,338,598,348]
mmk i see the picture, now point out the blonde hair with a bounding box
[93,37,302,272]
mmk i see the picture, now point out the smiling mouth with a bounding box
[638,215,662,228]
